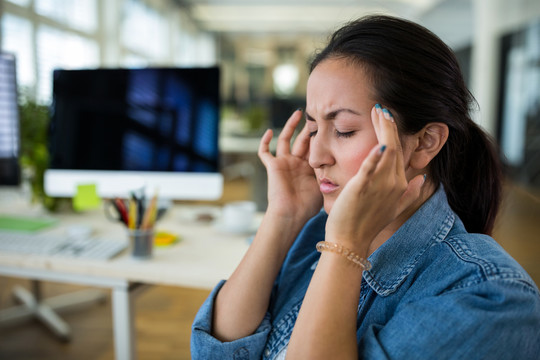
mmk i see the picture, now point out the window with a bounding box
[5,0,30,7]
[1,0,216,104]
[121,0,169,61]
[35,0,97,33]
[36,25,99,102]
[1,14,34,89]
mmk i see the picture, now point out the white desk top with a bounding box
[0,194,253,290]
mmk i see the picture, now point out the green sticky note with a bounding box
[0,216,57,232]
[73,183,101,211]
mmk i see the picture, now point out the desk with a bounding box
[0,199,252,360]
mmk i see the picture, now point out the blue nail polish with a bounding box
[375,103,382,109]
[382,108,394,121]
[380,145,386,153]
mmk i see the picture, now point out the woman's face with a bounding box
[306,58,380,213]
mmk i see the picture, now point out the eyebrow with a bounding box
[305,108,361,121]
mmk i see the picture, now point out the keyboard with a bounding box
[0,231,128,260]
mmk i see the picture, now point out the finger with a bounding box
[397,173,425,214]
[276,109,303,156]
[371,105,397,175]
[377,106,405,176]
[387,112,406,175]
[371,104,381,143]
[371,105,383,145]
[258,129,274,166]
[372,105,395,155]
[291,124,311,159]
[376,106,396,150]
[352,143,386,190]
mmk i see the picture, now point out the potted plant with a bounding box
[18,97,57,211]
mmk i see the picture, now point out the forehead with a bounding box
[306,58,375,114]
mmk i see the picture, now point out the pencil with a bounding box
[141,190,158,230]
[128,198,137,229]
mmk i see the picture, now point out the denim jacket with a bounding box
[191,187,540,359]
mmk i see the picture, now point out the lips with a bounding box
[319,178,339,194]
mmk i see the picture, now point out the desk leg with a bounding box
[112,286,136,360]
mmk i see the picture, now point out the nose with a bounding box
[308,133,335,169]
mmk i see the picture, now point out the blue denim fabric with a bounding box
[191,187,540,359]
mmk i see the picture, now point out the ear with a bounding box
[409,122,449,170]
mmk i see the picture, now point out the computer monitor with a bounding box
[44,66,223,200]
[270,96,306,129]
[0,52,21,186]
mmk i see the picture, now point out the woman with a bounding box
[192,15,540,359]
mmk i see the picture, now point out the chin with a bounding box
[323,199,334,215]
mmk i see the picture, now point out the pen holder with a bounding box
[127,229,155,259]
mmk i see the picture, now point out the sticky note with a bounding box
[154,231,180,247]
[72,183,101,211]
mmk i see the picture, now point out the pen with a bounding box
[114,198,129,226]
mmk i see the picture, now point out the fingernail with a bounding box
[423,173,427,184]
[380,145,387,154]
[375,103,382,114]
[383,108,395,122]
[296,107,303,112]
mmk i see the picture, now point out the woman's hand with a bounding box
[325,105,426,257]
[258,109,322,223]
[213,110,321,342]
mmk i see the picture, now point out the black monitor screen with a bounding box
[49,67,220,173]
[0,52,21,186]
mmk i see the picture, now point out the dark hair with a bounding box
[310,15,502,235]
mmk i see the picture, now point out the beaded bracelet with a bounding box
[316,241,372,271]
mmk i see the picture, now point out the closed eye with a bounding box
[309,130,355,138]
[336,130,355,138]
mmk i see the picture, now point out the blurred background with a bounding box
[2,0,540,206]
[0,0,539,359]
[1,0,540,202]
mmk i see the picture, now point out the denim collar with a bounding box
[363,186,455,296]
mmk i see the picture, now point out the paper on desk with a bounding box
[0,216,57,231]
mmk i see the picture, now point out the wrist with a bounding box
[253,210,308,253]
[326,224,381,259]
[326,236,371,260]
[316,241,372,271]
[265,204,316,230]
